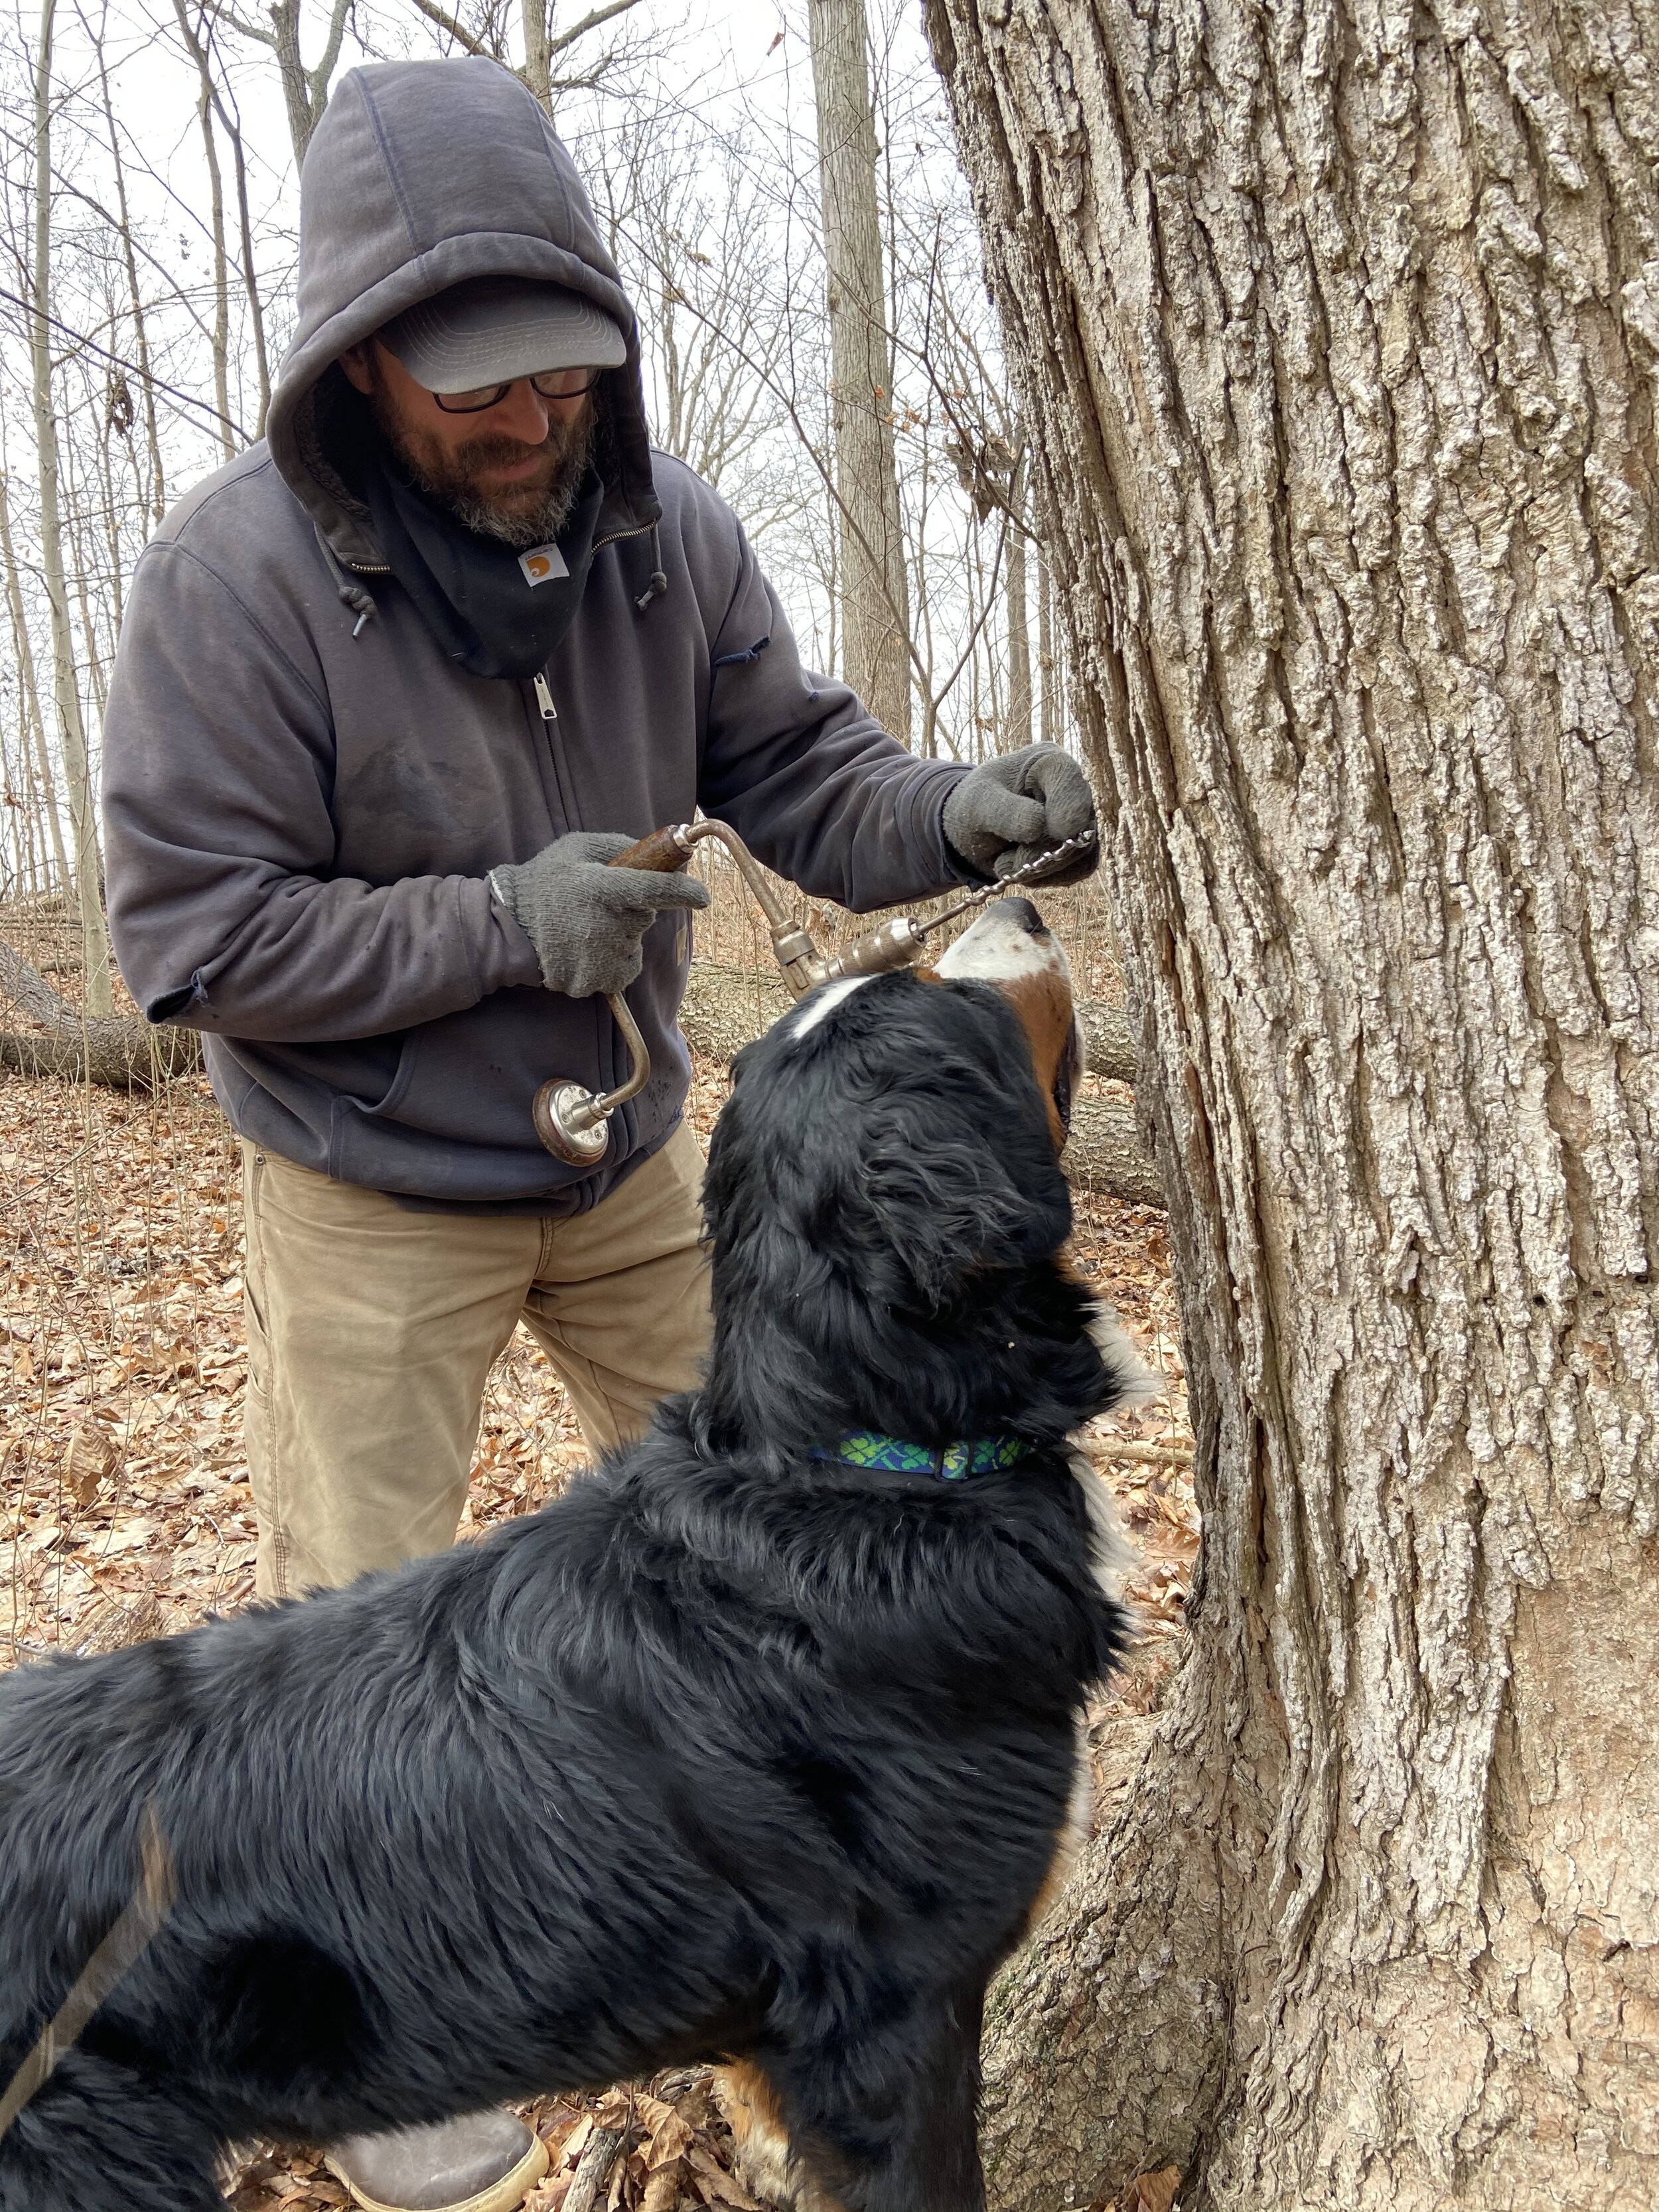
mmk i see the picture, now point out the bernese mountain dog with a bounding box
[0,896,1143,2212]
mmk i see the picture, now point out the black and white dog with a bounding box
[0,897,1139,2212]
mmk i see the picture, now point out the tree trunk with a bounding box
[0,472,70,895]
[214,70,273,434]
[1004,444,1033,751]
[925,0,1659,2205]
[94,32,167,526]
[263,0,353,169]
[1035,534,1060,749]
[170,5,269,431]
[808,0,914,745]
[30,0,115,1017]
[179,4,236,465]
[522,0,553,109]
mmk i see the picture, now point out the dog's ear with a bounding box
[845,1094,1068,1305]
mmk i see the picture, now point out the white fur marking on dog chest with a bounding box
[789,974,873,1039]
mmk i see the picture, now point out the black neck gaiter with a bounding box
[361,449,604,682]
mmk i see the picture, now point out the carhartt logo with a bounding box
[519,544,569,587]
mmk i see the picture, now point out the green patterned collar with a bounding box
[808,1432,1034,1481]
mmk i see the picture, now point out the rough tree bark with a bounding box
[808,0,914,744]
[925,0,1659,2205]
[1004,443,1033,750]
[1035,534,1061,749]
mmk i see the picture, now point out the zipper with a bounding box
[591,520,653,555]
[534,673,557,721]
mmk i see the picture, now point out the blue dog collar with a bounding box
[808,1432,1034,1481]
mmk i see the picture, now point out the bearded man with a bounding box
[100,56,1097,2212]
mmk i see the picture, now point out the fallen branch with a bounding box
[0,938,200,1091]
[680,962,1140,1084]
[1089,1439,1194,1469]
[1076,999,1137,1087]
[679,962,1163,1209]
[1061,1100,1164,1212]
[564,2126,628,2212]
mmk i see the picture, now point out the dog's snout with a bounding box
[987,895,1048,936]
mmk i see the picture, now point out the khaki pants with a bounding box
[241,1122,711,1597]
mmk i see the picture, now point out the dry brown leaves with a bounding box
[1094,2170,1185,2212]
[1,900,1196,2211]
[224,2076,755,2212]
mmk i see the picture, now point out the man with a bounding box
[102,55,1097,2212]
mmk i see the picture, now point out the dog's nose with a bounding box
[985,895,1048,935]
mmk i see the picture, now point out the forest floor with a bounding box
[0,894,1195,2212]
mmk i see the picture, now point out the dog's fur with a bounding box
[0,915,1135,2212]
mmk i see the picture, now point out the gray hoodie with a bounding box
[102,58,968,1211]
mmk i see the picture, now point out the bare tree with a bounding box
[808,0,911,743]
[27,0,113,1012]
[928,0,1659,2204]
[1035,535,1060,749]
[1001,441,1029,752]
[520,0,645,111]
[0,469,70,894]
[171,0,271,432]
[210,0,354,169]
[387,0,650,111]
[86,7,167,525]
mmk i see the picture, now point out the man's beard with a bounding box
[367,373,598,550]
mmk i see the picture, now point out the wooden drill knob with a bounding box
[608,826,689,873]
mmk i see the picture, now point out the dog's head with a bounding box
[699,899,1112,1451]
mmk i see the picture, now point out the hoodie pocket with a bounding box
[326,1030,421,1177]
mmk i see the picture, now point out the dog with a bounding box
[0,896,1140,2212]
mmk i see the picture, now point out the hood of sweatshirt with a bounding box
[265,57,659,571]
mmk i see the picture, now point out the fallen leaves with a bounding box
[513,2079,759,2212]
[1124,2169,1183,2212]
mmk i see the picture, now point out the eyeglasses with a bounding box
[432,367,603,414]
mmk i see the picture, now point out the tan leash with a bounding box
[0,1803,178,2143]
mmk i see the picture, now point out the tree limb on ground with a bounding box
[680,962,1139,1081]
[0,942,1166,1209]
[0,937,200,1089]
[681,962,1163,1208]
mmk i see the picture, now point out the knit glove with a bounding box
[942,744,1099,885]
[489,832,709,1000]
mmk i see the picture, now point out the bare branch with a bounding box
[199,0,273,42]
[545,0,640,58]
[402,0,494,59]
[308,0,354,108]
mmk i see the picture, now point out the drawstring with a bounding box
[314,527,379,638]
[634,522,668,611]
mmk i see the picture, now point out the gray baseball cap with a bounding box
[378,276,627,393]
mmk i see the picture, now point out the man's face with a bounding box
[340,340,597,549]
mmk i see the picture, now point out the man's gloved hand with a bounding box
[943,743,1099,885]
[489,832,710,1000]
